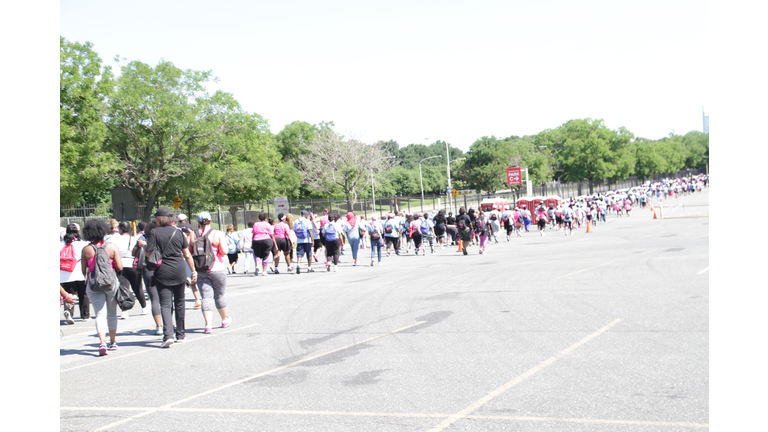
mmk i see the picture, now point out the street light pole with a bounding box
[449,157,466,214]
[419,155,442,209]
[372,156,396,215]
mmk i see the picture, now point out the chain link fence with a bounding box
[60,168,707,230]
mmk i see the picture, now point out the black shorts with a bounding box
[385,236,398,248]
[537,219,546,229]
[275,238,291,252]
[252,239,274,261]
[556,216,563,224]
[564,221,572,228]
[434,224,446,236]
[226,253,238,264]
[313,239,323,252]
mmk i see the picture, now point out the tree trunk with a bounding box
[228,206,240,231]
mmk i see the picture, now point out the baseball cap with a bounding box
[198,212,212,222]
[154,206,174,217]
[301,210,309,216]
[177,213,188,221]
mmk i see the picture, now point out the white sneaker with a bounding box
[141,306,150,315]
[371,260,375,267]
[120,310,129,320]
[161,339,174,348]
[63,310,75,325]
[333,265,338,272]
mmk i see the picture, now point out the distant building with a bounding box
[702,108,709,134]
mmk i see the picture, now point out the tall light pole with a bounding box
[419,155,442,208]
[372,156,396,215]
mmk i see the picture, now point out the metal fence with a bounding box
[60,168,707,231]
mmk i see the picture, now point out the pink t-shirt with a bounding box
[252,221,274,241]
[273,222,290,239]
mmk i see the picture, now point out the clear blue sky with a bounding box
[60,0,709,150]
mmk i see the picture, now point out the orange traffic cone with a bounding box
[653,208,657,219]
[457,239,463,252]
[586,222,592,233]
[675,192,678,199]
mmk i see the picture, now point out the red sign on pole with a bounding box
[506,167,522,185]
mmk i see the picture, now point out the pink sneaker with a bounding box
[221,316,232,328]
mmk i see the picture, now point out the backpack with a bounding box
[192,229,217,272]
[370,224,381,241]
[420,220,430,235]
[60,243,77,272]
[475,218,486,234]
[324,223,338,242]
[384,223,393,234]
[132,243,146,271]
[115,275,136,311]
[295,220,308,240]
[517,214,524,223]
[358,226,366,238]
[88,243,117,293]
[490,213,497,221]
[146,229,176,271]
[457,220,465,230]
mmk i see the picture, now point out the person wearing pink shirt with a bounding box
[272,213,293,274]
[251,213,277,276]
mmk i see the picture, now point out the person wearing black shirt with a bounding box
[455,207,473,255]
[445,212,458,246]
[145,207,198,348]
[433,210,447,248]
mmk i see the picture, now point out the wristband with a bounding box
[191,272,198,276]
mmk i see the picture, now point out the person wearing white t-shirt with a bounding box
[106,222,147,319]
[240,221,255,274]
[60,223,89,323]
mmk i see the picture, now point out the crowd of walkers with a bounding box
[60,174,708,356]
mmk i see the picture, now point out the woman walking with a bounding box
[194,212,232,334]
[133,221,163,335]
[367,215,384,266]
[224,224,241,275]
[342,211,361,266]
[474,210,490,254]
[145,207,197,348]
[60,223,90,323]
[455,207,473,255]
[433,210,447,248]
[323,213,342,272]
[108,221,148,319]
[251,213,277,276]
[272,213,293,274]
[81,219,123,355]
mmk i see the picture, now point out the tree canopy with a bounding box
[61,37,709,218]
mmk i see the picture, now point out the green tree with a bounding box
[60,37,116,205]
[463,135,550,193]
[104,59,252,221]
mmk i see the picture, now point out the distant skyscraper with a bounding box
[702,108,709,134]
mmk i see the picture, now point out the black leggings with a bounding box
[157,282,185,342]
[142,269,161,317]
[325,239,340,265]
[61,280,90,319]
[121,267,147,308]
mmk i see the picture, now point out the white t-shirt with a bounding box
[240,228,254,252]
[105,233,136,259]
[60,240,88,283]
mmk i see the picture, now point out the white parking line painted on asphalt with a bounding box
[60,323,262,373]
[90,320,427,432]
[558,250,657,278]
[427,318,624,432]
[59,407,708,428]
[696,267,709,275]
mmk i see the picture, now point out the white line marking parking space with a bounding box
[696,267,709,275]
[59,407,708,428]
[428,318,624,432]
[89,320,427,431]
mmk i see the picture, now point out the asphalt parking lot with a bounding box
[60,191,709,431]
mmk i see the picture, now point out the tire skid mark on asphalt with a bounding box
[558,249,657,278]
[59,323,262,373]
[60,407,709,428]
[428,318,624,432]
[88,320,426,432]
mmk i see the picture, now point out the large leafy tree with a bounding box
[60,37,116,205]
[298,130,397,210]
[463,135,551,193]
[104,59,250,221]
